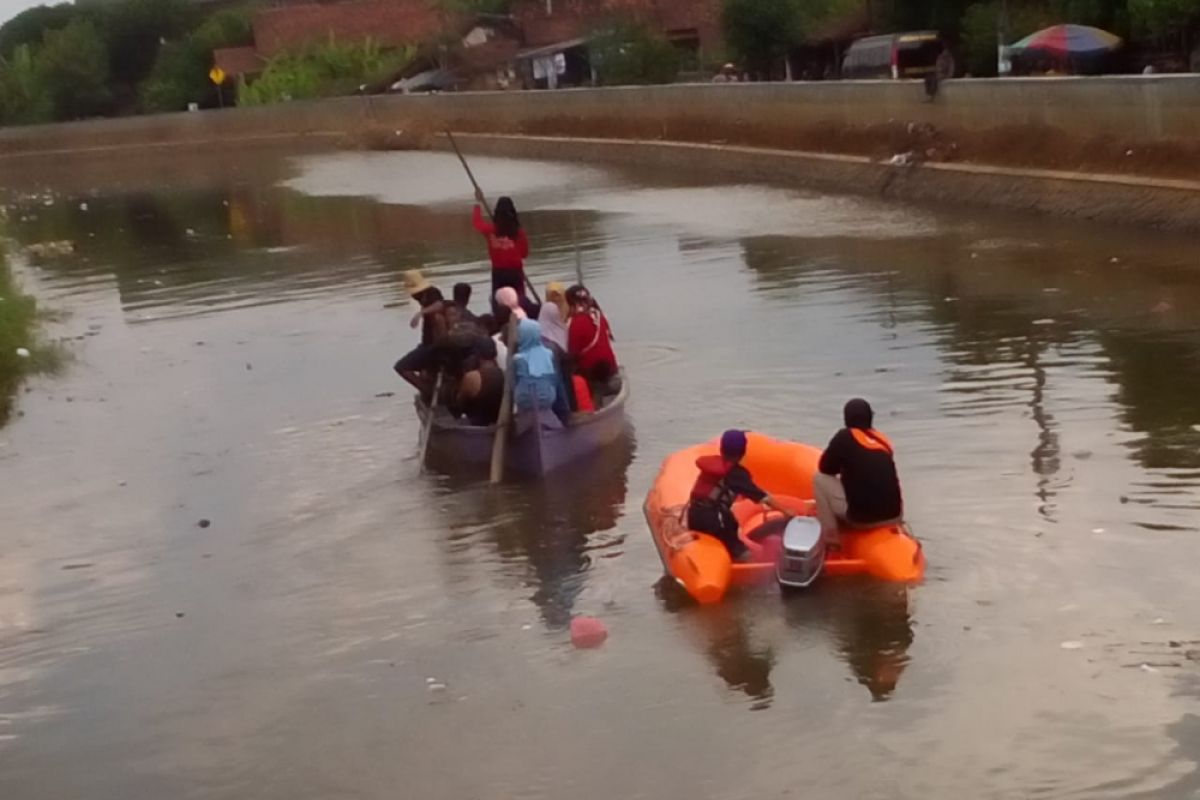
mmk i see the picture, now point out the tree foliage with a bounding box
[0,3,82,58]
[139,9,254,112]
[38,18,112,120]
[102,0,201,91]
[960,2,1057,75]
[721,0,804,75]
[1128,0,1200,34]
[590,22,683,85]
[238,39,413,106]
[0,45,52,124]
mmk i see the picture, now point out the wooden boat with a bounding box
[415,372,630,478]
[644,432,924,604]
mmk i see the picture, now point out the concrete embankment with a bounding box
[3,78,1199,231]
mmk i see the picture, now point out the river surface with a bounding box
[3,147,1200,799]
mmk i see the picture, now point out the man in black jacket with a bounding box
[813,398,904,545]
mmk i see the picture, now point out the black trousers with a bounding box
[687,502,747,558]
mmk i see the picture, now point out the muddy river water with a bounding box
[2,148,1200,799]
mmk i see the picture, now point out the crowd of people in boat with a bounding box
[392,194,620,429]
[393,192,903,558]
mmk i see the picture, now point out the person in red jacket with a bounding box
[687,430,790,562]
[565,285,619,395]
[472,191,537,319]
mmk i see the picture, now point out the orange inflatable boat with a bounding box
[643,432,925,604]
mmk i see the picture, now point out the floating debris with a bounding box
[570,616,608,649]
[1061,641,1084,650]
[14,348,30,359]
[197,519,211,529]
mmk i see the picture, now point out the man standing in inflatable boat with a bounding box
[814,398,904,547]
[687,430,791,562]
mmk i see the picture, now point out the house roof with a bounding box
[516,36,587,60]
[513,0,722,48]
[252,0,451,58]
[213,46,264,77]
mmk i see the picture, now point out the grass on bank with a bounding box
[0,246,64,425]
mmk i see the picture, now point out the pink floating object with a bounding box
[570,616,608,649]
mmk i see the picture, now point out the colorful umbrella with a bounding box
[1009,24,1123,58]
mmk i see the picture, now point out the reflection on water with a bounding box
[436,431,635,629]
[784,582,914,703]
[2,148,1200,798]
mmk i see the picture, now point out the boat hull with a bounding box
[416,373,630,478]
[644,432,925,604]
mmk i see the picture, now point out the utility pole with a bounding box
[997,0,1011,75]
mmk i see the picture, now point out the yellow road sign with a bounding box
[209,66,226,85]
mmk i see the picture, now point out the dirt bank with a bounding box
[425,133,1200,234]
[419,114,1200,183]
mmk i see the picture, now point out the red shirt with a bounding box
[472,205,529,271]
[567,309,617,374]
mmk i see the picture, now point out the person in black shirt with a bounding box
[687,429,789,562]
[814,398,904,546]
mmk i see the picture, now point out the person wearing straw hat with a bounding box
[393,269,446,397]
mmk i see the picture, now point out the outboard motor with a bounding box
[776,517,826,589]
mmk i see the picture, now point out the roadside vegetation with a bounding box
[0,0,253,125]
[238,39,414,106]
[0,246,63,425]
[590,23,683,86]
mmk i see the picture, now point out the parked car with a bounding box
[841,31,950,80]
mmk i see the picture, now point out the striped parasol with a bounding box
[1010,24,1123,58]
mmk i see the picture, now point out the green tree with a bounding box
[590,22,683,85]
[0,44,52,125]
[139,9,254,112]
[37,18,112,119]
[722,0,803,76]
[238,38,413,106]
[960,1,1056,75]
[1129,0,1200,34]
[102,0,200,91]
[0,3,84,58]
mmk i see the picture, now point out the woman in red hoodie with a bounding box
[565,285,619,395]
[472,192,537,318]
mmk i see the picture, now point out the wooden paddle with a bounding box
[489,317,518,483]
[444,130,543,306]
[417,371,443,474]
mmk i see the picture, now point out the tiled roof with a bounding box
[213,46,265,77]
[252,0,451,57]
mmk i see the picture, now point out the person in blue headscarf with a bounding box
[512,318,570,425]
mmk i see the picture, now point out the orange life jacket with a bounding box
[690,455,736,507]
[573,375,595,413]
[851,428,894,455]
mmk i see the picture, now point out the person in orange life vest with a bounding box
[687,430,791,562]
[472,191,538,319]
[813,398,904,547]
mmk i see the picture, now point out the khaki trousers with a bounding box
[812,473,903,542]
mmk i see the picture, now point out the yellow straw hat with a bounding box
[546,280,568,317]
[403,269,432,297]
